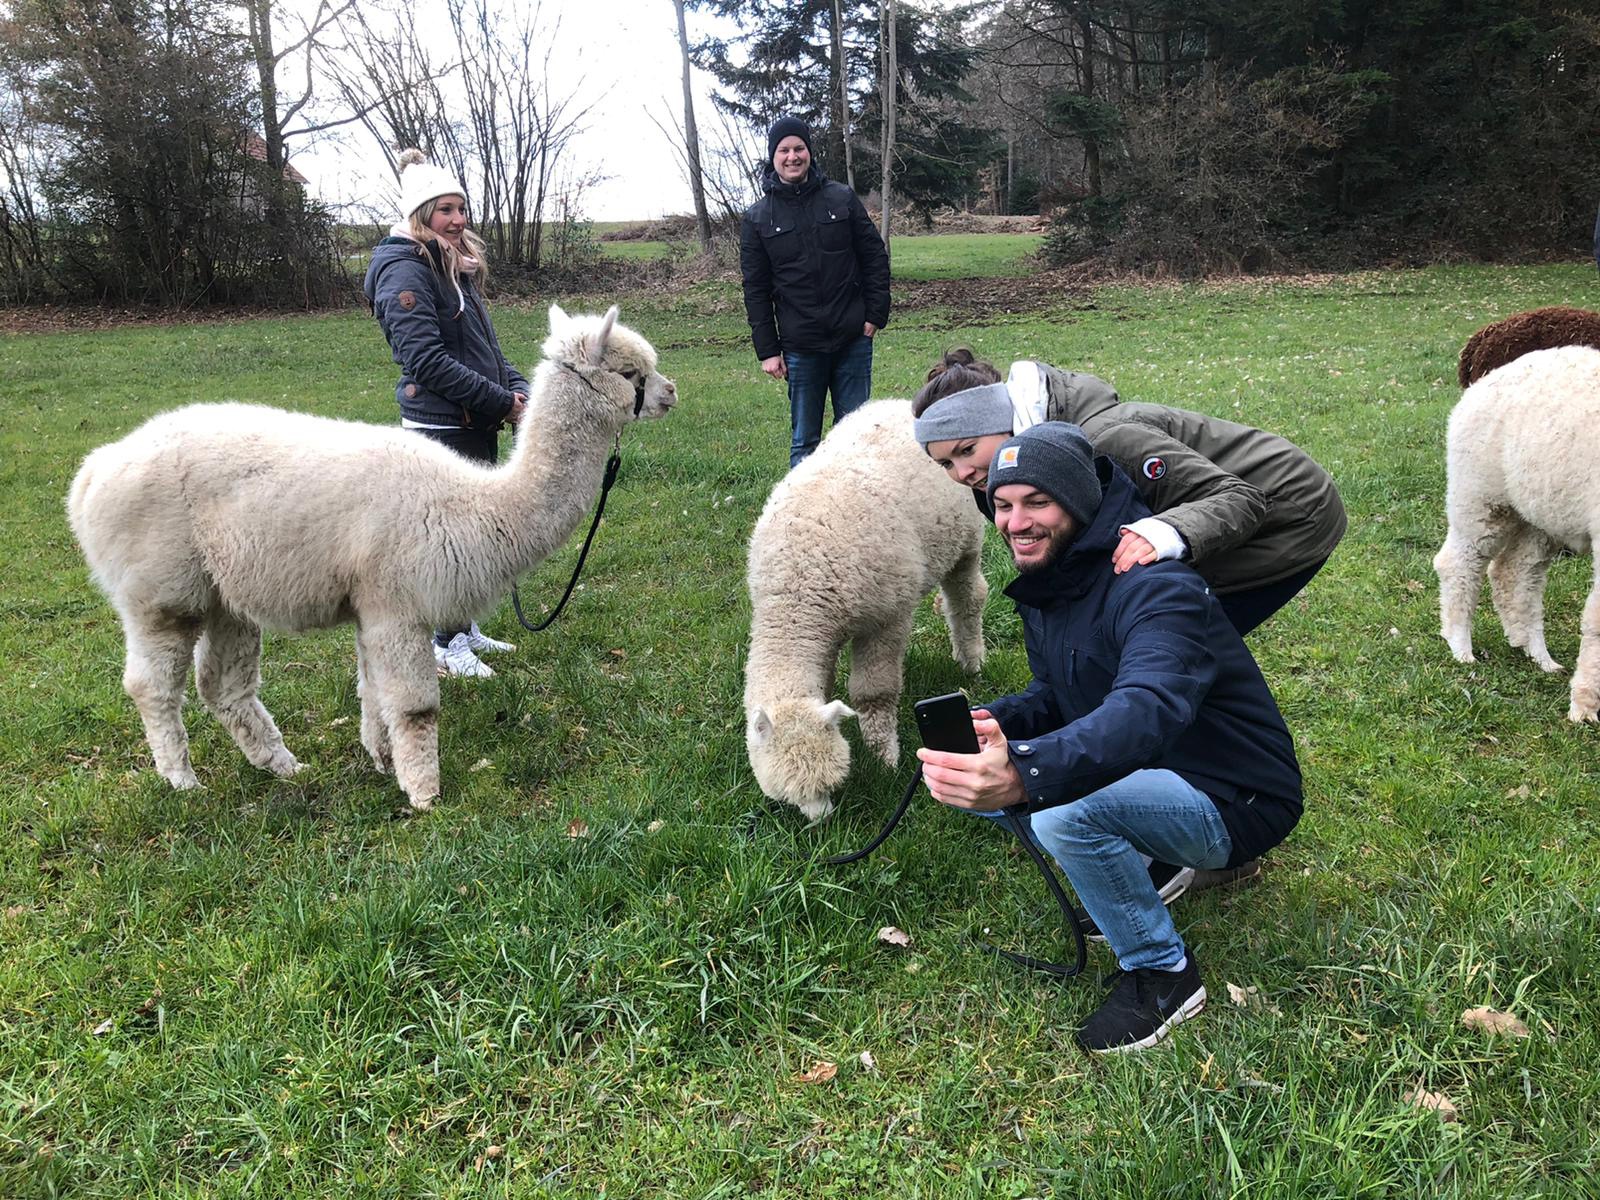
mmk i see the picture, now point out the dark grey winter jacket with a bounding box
[739,167,891,359]
[363,237,529,429]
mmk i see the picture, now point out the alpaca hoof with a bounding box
[407,794,436,812]
[1567,702,1598,724]
[871,735,899,767]
[163,767,201,790]
[1535,657,1564,674]
[956,646,986,674]
[266,749,302,778]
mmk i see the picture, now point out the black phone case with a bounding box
[914,692,979,754]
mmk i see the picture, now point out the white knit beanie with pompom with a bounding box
[396,148,466,222]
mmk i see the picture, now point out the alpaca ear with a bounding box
[749,707,774,745]
[548,303,568,334]
[588,305,619,366]
[817,699,857,727]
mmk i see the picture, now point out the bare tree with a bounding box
[673,0,712,252]
[830,0,854,190]
[878,0,896,248]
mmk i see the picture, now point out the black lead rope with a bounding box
[824,774,1087,979]
[509,446,622,633]
[507,363,644,633]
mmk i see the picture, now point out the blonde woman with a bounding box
[362,149,526,678]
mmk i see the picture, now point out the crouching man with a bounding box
[917,424,1303,1054]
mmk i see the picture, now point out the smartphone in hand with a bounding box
[914,692,979,754]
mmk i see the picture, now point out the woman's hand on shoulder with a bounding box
[508,393,527,423]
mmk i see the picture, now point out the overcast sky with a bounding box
[294,0,732,223]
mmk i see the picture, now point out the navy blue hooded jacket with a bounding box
[986,458,1303,867]
[363,237,528,429]
[739,167,891,360]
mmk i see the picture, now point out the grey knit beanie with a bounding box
[985,423,1102,527]
[767,115,813,160]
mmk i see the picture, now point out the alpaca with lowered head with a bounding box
[1457,306,1600,388]
[1435,345,1600,721]
[67,304,675,809]
[745,400,988,820]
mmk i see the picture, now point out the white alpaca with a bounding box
[1435,345,1600,721]
[745,400,989,819]
[67,305,675,808]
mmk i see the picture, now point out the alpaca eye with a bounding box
[620,368,638,380]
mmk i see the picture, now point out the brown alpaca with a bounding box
[1457,306,1600,388]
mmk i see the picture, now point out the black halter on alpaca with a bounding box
[824,772,1088,979]
[509,359,647,633]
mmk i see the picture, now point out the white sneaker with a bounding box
[435,633,495,678]
[465,622,516,654]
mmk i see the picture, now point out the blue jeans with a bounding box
[785,335,874,466]
[1009,770,1233,972]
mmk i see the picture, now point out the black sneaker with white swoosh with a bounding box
[1076,955,1206,1053]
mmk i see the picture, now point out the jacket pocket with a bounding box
[761,222,801,265]
[817,206,852,251]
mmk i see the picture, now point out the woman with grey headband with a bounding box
[911,350,1345,638]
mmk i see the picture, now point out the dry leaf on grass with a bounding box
[876,925,912,948]
[1225,982,1282,1016]
[91,1016,115,1036]
[858,1050,877,1072]
[1403,1086,1460,1122]
[4,905,27,919]
[646,819,665,834]
[1504,784,1531,800]
[795,1061,838,1085]
[566,818,590,839]
[1461,1006,1531,1038]
[469,758,493,773]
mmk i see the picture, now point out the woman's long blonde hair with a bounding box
[407,196,492,291]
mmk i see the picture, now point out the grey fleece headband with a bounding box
[913,383,1014,449]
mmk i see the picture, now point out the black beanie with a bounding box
[985,423,1103,528]
[767,116,813,160]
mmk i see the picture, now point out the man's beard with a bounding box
[1010,527,1070,573]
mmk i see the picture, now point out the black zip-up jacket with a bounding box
[363,237,528,429]
[739,167,891,359]
[986,459,1303,867]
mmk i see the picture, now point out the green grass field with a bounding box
[3,261,1600,1197]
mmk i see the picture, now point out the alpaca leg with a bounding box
[1488,524,1563,672]
[1568,567,1600,723]
[121,610,202,789]
[361,624,442,809]
[1434,507,1514,664]
[354,627,392,774]
[848,614,914,766]
[194,607,301,777]
[939,552,988,673]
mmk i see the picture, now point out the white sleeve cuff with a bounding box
[1121,516,1188,561]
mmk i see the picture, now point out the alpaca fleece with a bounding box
[1456,306,1600,388]
[67,305,675,809]
[745,400,989,819]
[1435,345,1600,721]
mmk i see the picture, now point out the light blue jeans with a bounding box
[785,335,873,466]
[1002,770,1233,972]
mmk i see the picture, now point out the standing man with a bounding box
[740,116,891,467]
[916,424,1304,1054]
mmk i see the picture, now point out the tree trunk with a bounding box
[831,0,853,190]
[1078,9,1100,197]
[673,0,712,253]
[879,0,895,249]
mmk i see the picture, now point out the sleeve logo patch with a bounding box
[996,446,1020,469]
[398,290,417,311]
[1141,456,1167,480]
